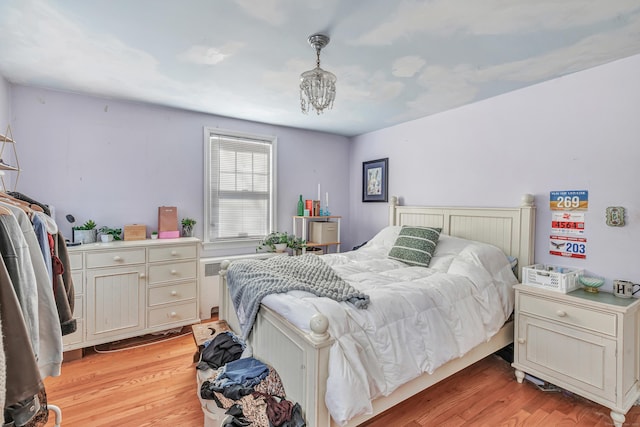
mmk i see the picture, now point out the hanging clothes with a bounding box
[0,250,44,426]
[53,232,76,336]
[0,201,63,378]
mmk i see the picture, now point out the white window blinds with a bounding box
[205,129,275,245]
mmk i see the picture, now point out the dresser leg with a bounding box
[514,369,525,384]
[610,410,625,427]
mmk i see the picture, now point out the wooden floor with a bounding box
[44,330,640,427]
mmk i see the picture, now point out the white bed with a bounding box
[216,195,536,427]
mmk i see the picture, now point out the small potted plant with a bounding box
[151,231,158,240]
[73,220,97,243]
[287,235,307,255]
[181,218,196,237]
[257,231,292,253]
[98,226,122,243]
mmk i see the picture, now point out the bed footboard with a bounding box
[219,261,334,427]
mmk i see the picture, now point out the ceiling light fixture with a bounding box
[300,34,336,115]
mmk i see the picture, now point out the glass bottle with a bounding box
[297,195,304,216]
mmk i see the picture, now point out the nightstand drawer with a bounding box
[86,248,146,268]
[519,293,617,336]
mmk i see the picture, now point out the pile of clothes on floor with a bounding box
[197,329,305,427]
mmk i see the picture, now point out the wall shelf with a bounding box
[292,215,341,254]
[0,124,21,191]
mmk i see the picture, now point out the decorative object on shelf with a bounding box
[151,231,158,240]
[181,217,196,237]
[73,220,97,244]
[578,275,605,293]
[362,158,388,202]
[98,226,122,242]
[606,206,625,227]
[297,195,304,216]
[300,33,336,115]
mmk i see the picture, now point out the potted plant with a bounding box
[98,226,122,243]
[257,231,302,253]
[73,220,97,244]
[181,218,196,237]
[287,235,307,255]
[151,231,158,240]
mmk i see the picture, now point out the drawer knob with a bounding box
[168,311,177,318]
[113,256,122,262]
[170,269,178,275]
[556,310,567,317]
[170,290,178,296]
[139,273,146,279]
[517,338,526,344]
[171,250,178,256]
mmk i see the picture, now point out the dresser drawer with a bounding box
[519,293,617,337]
[86,248,146,269]
[148,281,197,306]
[149,245,197,263]
[147,301,197,328]
[148,260,197,284]
[69,252,83,270]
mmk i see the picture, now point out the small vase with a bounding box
[182,226,193,237]
[151,234,158,240]
[274,243,287,253]
[100,234,113,243]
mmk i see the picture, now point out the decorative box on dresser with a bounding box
[512,284,640,427]
[64,237,201,351]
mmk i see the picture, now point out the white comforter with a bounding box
[261,227,517,425]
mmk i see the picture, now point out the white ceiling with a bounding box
[0,0,639,136]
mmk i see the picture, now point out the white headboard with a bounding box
[389,194,536,279]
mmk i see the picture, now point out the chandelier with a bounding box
[300,34,336,114]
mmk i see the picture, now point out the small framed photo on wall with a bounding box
[362,158,388,202]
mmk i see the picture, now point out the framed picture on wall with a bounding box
[362,158,388,202]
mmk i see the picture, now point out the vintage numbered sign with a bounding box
[550,190,588,211]
[551,212,585,235]
[549,235,587,259]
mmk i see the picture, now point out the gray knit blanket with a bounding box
[227,254,370,339]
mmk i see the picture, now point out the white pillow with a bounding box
[363,226,402,250]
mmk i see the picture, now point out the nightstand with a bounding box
[512,284,640,427]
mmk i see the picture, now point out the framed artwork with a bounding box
[362,158,388,202]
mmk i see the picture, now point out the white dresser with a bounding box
[63,237,200,351]
[512,284,640,427]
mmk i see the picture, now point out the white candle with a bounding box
[317,183,321,201]
[326,191,329,207]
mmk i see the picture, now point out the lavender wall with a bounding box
[0,77,10,128]
[350,54,640,289]
[10,86,350,258]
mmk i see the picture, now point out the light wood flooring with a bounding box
[44,328,640,427]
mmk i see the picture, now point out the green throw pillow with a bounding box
[388,226,442,267]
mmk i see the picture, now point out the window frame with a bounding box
[203,127,277,251]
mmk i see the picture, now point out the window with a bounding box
[204,128,276,248]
